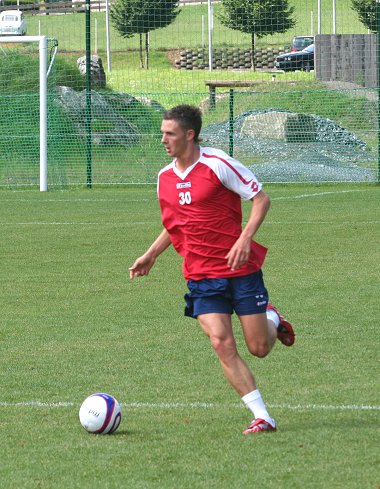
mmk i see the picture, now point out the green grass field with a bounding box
[0,184,379,489]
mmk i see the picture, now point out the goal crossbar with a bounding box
[0,36,48,191]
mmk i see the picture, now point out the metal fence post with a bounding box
[229,88,234,157]
[86,0,92,188]
[377,0,380,182]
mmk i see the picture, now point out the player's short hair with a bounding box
[163,105,202,143]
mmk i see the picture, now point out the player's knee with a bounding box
[210,335,236,360]
[247,341,270,358]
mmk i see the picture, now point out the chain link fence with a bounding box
[0,0,378,187]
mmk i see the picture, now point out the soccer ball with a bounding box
[79,393,122,434]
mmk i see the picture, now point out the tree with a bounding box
[218,0,296,70]
[111,0,180,69]
[351,0,377,33]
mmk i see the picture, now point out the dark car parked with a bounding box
[275,44,314,72]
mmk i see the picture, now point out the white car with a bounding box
[0,10,27,36]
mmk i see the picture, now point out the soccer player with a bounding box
[129,104,295,434]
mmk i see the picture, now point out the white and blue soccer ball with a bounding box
[79,393,122,434]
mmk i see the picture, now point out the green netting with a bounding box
[0,0,378,187]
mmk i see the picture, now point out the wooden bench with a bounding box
[205,79,274,109]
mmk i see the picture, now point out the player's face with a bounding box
[161,119,194,158]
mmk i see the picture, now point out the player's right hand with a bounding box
[129,254,155,279]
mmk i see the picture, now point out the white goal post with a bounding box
[0,36,48,191]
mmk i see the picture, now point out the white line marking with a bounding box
[0,188,373,205]
[0,189,377,227]
[2,220,379,227]
[0,198,154,203]
[271,189,370,201]
[269,403,380,411]
[128,402,380,411]
[265,221,380,225]
[0,221,158,226]
[0,401,378,411]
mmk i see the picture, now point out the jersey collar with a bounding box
[172,147,203,180]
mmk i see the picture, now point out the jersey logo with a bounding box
[176,182,192,189]
[250,181,259,192]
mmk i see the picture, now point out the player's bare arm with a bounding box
[129,228,172,279]
[226,191,271,270]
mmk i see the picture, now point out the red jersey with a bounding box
[157,146,268,281]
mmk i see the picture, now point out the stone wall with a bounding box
[175,47,287,70]
[315,34,378,88]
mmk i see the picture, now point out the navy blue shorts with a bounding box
[184,270,268,319]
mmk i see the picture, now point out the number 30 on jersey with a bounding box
[179,191,192,205]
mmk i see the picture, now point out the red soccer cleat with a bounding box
[243,418,276,434]
[267,303,295,347]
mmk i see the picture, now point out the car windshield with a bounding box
[3,15,18,21]
[303,44,314,53]
[293,38,313,50]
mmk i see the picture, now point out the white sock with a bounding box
[242,389,276,427]
[266,309,280,328]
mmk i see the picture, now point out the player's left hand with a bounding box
[225,236,251,270]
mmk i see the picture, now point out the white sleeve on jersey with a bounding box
[200,147,262,200]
